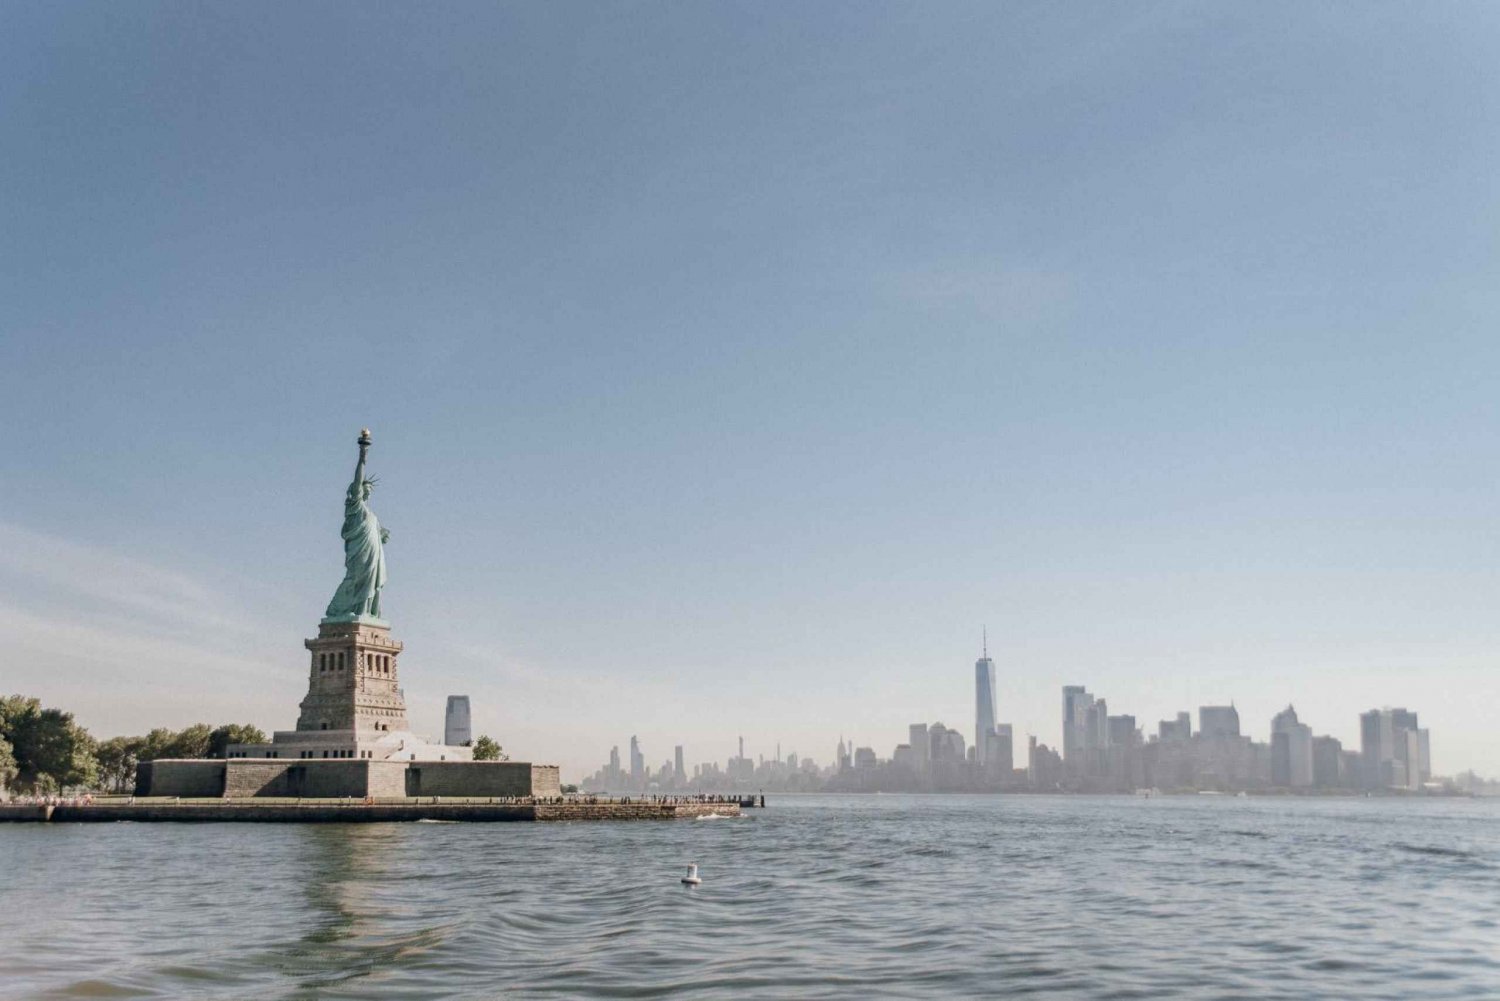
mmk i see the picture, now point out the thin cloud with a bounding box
[0,522,293,734]
[0,521,247,635]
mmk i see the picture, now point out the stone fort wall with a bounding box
[406,761,540,798]
[137,760,226,797]
[136,759,558,799]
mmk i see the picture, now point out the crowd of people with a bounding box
[2,793,95,807]
[1,791,764,807]
[422,793,753,806]
[582,794,748,805]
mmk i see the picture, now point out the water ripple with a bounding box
[3,796,1499,999]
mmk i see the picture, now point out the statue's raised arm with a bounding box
[349,429,370,497]
[323,428,390,623]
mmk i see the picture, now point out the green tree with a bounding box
[0,733,16,792]
[471,735,507,761]
[0,696,40,792]
[94,723,265,792]
[95,736,146,793]
[0,695,36,739]
[0,696,97,792]
[137,728,179,762]
[161,724,213,760]
[207,724,267,759]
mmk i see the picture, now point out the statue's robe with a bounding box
[325,484,386,619]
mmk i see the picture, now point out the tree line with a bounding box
[0,694,265,794]
[1,693,509,794]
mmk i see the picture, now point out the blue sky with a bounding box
[3,3,1498,778]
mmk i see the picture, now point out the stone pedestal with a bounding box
[297,618,409,735]
[227,617,473,763]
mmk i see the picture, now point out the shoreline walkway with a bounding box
[0,795,759,824]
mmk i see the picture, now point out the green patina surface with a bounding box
[323,429,389,623]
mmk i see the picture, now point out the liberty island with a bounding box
[210,428,475,769]
[3,430,741,822]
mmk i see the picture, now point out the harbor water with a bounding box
[2,794,1497,999]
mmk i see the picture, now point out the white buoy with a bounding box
[681,862,702,886]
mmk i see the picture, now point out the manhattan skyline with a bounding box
[4,5,1500,778]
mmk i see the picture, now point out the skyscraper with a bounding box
[1062,686,1094,767]
[1311,736,1346,788]
[908,723,930,775]
[927,722,964,763]
[1360,708,1428,790]
[1270,705,1314,788]
[992,723,1015,775]
[444,695,472,747]
[674,744,685,781]
[1158,712,1192,742]
[1198,705,1241,739]
[629,735,644,782]
[974,632,998,766]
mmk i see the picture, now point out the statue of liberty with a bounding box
[324,428,390,622]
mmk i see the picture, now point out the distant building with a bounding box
[444,695,472,747]
[674,745,685,781]
[975,637,998,767]
[853,747,877,769]
[1158,712,1191,743]
[1063,686,1111,779]
[1104,715,1142,788]
[1311,735,1346,788]
[1270,705,1313,788]
[909,723,930,775]
[729,735,754,782]
[1176,704,1261,791]
[893,743,915,771]
[629,735,644,782]
[1106,714,1137,747]
[1199,705,1241,739]
[1060,686,1124,783]
[1062,686,1093,767]
[1028,736,1063,789]
[928,722,964,763]
[1360,708,1428,790]
[992,723,1015,776]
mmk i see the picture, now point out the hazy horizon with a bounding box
[4,4,1499,779]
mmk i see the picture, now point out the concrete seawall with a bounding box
[0,799,746,824]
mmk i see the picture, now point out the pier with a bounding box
[0,796,759,824]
